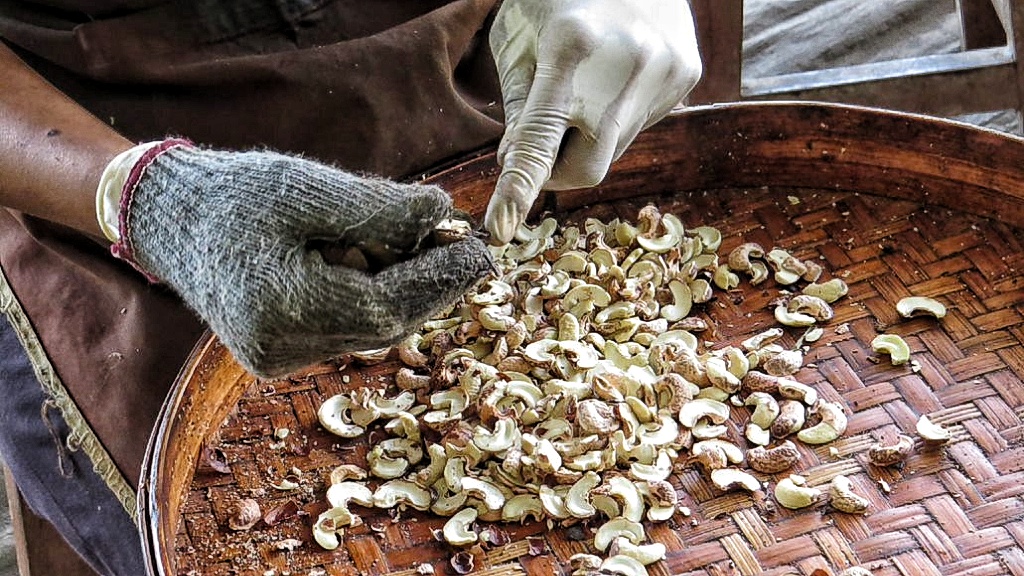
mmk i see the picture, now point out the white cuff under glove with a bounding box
[484,0,703,244]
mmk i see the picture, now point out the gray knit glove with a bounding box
[108,140,492,378]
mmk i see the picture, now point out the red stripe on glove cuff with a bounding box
[110,138,193,283]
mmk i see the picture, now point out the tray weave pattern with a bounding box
[171,186,1024,576]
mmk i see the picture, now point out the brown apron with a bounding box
[0,0,503,539]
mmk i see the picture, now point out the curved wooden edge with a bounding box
[141,101,1024,575]
[430,101,1024,229]
[140,333,249,576]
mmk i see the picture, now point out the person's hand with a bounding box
[484,0,702,244]
[99,140,493,378]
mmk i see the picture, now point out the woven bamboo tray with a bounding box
[140,103,1024,576]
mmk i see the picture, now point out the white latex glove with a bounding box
[484,0,702,244]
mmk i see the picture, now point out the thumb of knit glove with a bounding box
[484,0,702,244]
[97,139,493,378]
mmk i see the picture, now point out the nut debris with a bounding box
[227,498,261,531]
[310,208,854,570]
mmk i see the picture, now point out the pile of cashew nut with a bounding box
[309,207,947,576]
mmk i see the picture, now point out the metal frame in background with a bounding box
[689,0,1024,120]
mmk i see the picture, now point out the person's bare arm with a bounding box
[0,42,133,238]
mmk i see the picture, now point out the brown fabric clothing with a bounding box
[1,0,504,176]
[0,0,503,493]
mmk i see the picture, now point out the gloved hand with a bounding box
[484,0,702,244]
[97,140,493,378]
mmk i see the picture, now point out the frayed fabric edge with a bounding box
[0,265,137,522]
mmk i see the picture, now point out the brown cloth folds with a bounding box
[0,0,504,489]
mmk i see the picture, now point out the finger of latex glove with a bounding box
[111,142,491,378]
[485,0,702,244]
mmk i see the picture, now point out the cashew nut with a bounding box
[711,468,762,492]
[594,517,645,552]
[916,415,951,445]
[788,294,834,322]
[565,471,601,518]
[373,480,432,511]
[442,508,479,546]
[774,475,821,509]
[608,538,667,566]
[728,243,765,274]
[868,434,914,467]
[601,554,650,576]
[871,334,911,365]
[829,474,870,514]
[746,441,801,474]
[771,400,806,438]
[745,392,780,429]
[802,278,849,303]
[896,296,947,319]
[797,400,848,445]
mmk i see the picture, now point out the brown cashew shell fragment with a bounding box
[655,373,693,414]
[450,551,475,575]
[742,371,780,394]
[727,243,765,273]
[746,441,801,474]
[829,475,870,514]
[771,400,806,438]
[228,498,262,531]
[868,434,915,467]
[263,500,299,526]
